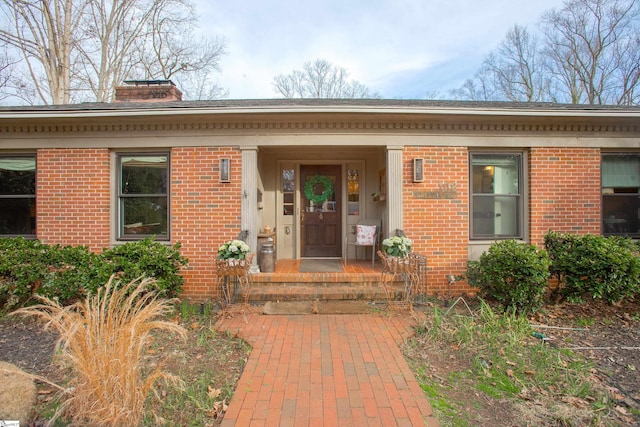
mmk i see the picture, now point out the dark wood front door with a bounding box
[301,165,341,257]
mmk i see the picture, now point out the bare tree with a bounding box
[541,0,640,105]
[449,26,550,102]
[0,0,226,104]
[448,68,499,101]
[0,48,12,102]
[450,0,640,105]
[0,0,90,104]
[273,59,380,99]
[484,25,551,102]
[133,2,227,100]
[613,32,640,105]
[73,0,159,103]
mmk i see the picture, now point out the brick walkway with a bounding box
[216,312,439,427]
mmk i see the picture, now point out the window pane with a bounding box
[282,168,294,216]
[122,197,168,236]
[121,156,168,194]
[603,194,638,236]
[282,169,295,192]
[472,154,519,195]
[602,154,640,237]
[348,169,360,216]
[472,195,520,238]
[0,198,35,235]
[283,192,294,204]
[602,154,640,188]
[0,157,36,195]
[471,153,522,239]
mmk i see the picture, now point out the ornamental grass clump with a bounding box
[14,276,186,427]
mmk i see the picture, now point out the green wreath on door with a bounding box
[304,175,333,205]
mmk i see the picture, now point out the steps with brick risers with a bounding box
[249,264,405,302]
[248,282,405,302]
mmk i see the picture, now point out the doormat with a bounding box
[298,259,343,273]
[262,300,377,315]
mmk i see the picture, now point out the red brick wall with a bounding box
[403,147,470,297]
[36,147,242,302]
[37,149,111,251]
[529,147,601,246]
[171,147,243,301]
[403,146,602,297]
[33,144,603,302]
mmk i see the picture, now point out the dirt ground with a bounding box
[533,300,640,412]
[1,299,639,426]
[409,298,640,426]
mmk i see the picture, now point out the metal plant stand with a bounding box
[215,253,255,311]
[377,251,427,311]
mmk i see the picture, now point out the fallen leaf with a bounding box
[208,386,222,399]
[506,369,514,377]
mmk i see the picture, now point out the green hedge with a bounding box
[466,240,551,314]
[0,237,188,310]
[544,231,640,304]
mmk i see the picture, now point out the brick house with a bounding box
[1,81,639,301]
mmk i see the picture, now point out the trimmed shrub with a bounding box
[0,237,188,310]
[0,238,52,309]
[38,245,112,305]
[466,240,551,314]
[544,231,640,304]
[101,238,188,298]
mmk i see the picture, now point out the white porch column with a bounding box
[241,146,259,269]
[386,146,403,236]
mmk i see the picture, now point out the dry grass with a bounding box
[14,276,186,426]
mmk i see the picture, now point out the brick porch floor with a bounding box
[216,312,439,427]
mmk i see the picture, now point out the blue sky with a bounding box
[195,0,563,99]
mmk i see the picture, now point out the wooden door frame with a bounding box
[275,161,346,259]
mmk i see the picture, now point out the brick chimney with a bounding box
[114,80,183,102]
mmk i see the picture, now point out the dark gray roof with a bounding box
[0,98,638,113]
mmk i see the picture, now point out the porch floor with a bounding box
[255,258,382,279]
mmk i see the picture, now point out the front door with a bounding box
[301,165,341,257]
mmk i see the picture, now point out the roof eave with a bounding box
[1,104,639,120]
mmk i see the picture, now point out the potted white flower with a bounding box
[382,236,412,258]
[218,239,251,262]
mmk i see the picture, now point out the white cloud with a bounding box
[195,0,564,99]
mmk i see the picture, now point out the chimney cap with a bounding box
[114,79,182,102]
[122,79,176,87]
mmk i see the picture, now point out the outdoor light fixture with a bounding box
[219,158,230,182]
[413,158,424,182]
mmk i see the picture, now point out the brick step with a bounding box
[248,283,405,302]
[252,272,382,285]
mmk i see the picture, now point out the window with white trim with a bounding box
[117,153,169,240]
[0,155,36,236]
[602,153,639,238]
[470,152,523,240]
